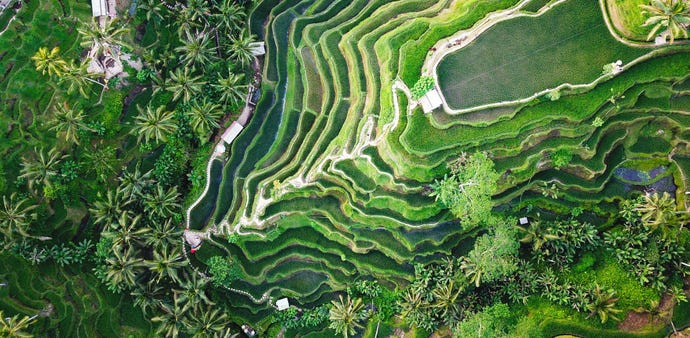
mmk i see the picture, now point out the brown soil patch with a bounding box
[618,310,651,332]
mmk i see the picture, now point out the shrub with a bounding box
[410,76,435,99]
[100,91,124,134]
[551,148,573,169]
[207,255,241,287]
[573,252,596,273]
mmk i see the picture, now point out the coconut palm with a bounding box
[516,219,559,251]
[460,252,484,287]
[152,294,187,338]
[78,18,132,59]
[145,218,182,252]
[104,245,145,292]
[137,0,166,25]
[184,0,210,23]
[186,98,223,137]
[144,246,187,284]
[89,188,130,228]
[31,46,67,77]
[130,105,177,144]
[131,283,165,316]
[143,185,181,220]
[0,310,35,337]
[118,162,155,201]
[166,67,207,103]
[634,192,677,236]
[398,288,434,332]
[430,281,462,319]
[49,103,89,145]
[105,213,150,248]
[59,60,104,97]
[172,9,201,39]
[82,144,118,182]
[228,27,256,67]
[184,306,229,338]
[213,70,246,107]
[329,295,365,338]
[175,29,216,68]
[641,0,690,43]
[0,194,36,244]
[214,0,245,34]
[174,272,214,314]
[19,147,66,192]
[586,284,622,324]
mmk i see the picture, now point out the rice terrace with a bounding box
[3,0,690,336]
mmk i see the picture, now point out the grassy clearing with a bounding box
[437,0,645,110]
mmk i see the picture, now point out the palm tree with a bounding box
[118,162,155,201]
[144,246,187,284]
[516,219,559,251]
[166,67,206,103]
[105,213,150,248]
[49,102,89,145]
[152,294,187,338]
[0,194,36,244]
[130,105,177,144]
[186,98,223,137]
[212,70,246,107]
[228,28,256,67]
[641,0,690,43]
[143,185,181,220]
[89,188,130,228]
[59,60,105,97]
[175,29,216,68]
[184,306,229,338]
[430,281,462,320]
[31,46,68,77]
[586,284,622,324]
[137,0,166,25]
[145,218,181,251]
[130,283,165,316]
[634,192,677,236]
[19,147,66,192]
[460,252,484,287]
[172,9,201,39]
[78,18,132,60]
[0,310,35,337]
[82,144,118,182]
[329,295,364,338]
[214,0,245,34]
[174,272,214,314]
[104,245,145,292]
[181,0,210,25]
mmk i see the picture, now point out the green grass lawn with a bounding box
[437,0,646,110]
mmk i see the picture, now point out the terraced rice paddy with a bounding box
[187,0,690,323]
[437,0,646,110]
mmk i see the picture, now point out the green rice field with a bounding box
[437,0,646,110]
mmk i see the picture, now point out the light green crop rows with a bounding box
[188,0,690,322]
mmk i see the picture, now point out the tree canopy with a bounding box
[431,152,500,228]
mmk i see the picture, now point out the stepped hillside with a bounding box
[187,0,690,323]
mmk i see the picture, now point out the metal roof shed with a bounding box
[91,0,107,17]
[420,88,443,114]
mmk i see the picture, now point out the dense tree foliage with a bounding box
[431,152,500,228]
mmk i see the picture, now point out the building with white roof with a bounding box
[91,0,108,17]
[276,298,290,311]
[419,88,443,114]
